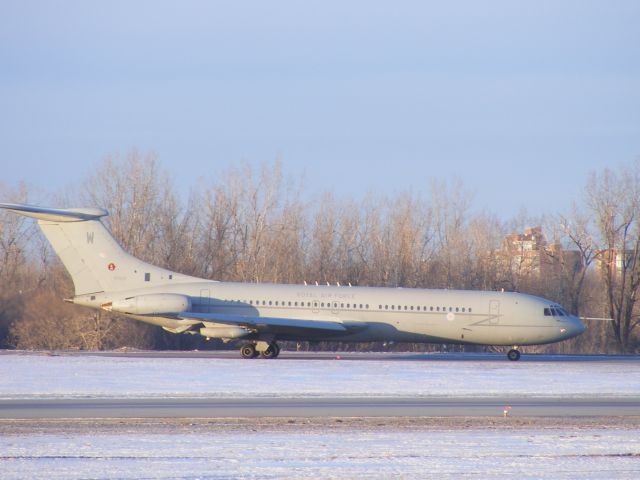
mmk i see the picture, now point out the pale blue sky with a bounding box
[1,1,639,218]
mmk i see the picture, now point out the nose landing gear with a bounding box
[507,348,521,361]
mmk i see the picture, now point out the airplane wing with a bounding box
[178,312,354,335]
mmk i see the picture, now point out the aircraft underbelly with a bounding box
[461,324,563,346]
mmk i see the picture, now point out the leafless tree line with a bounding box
[1,152,639,353]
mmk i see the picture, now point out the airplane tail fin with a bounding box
[0,203,192,296]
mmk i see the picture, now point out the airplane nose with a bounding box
[565,316,586,338]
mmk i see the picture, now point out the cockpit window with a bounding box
[545,306,569,317]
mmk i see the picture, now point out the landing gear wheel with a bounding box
[261,343,281,359]
[240,344,258,359]
[507,349,521,361]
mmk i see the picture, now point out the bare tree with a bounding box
[0,182,37,347]
[8,284,154,350]
[308,192,341,283]
[551,207,598,316]
[429,179,472,288]
[359,192,434,288]
[587,161,640,352]
[81,151,176,262]
[196,159,303,283]
[465,213,503,290]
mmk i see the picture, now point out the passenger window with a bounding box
[544,308,552,316]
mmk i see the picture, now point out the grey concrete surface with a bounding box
[1,396,639,419]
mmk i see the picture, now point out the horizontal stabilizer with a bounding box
[0,203,108,222]
[179,312,349,333]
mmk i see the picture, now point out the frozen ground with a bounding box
[2,420,640,479]
[1,352,640,478]
[1,352,639,399]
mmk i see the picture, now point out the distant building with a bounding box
[498,227,583,279]
[596,249,636,277]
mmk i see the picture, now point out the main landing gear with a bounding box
[240,341,281,359]
[507,348,521,361]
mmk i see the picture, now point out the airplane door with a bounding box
[489,300,500,324]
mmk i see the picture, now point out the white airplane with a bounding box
[0,203,586,360]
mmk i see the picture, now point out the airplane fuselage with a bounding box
[74,281,585,346]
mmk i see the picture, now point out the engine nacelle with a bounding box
[110,293,191,315]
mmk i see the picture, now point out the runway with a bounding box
[2,396,640,419]
[35,350,640,362]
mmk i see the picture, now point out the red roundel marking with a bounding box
[107,263,116,271]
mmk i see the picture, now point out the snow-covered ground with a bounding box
[2,352,640,478]
[1,352,639,398]
[2,426,640,479]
